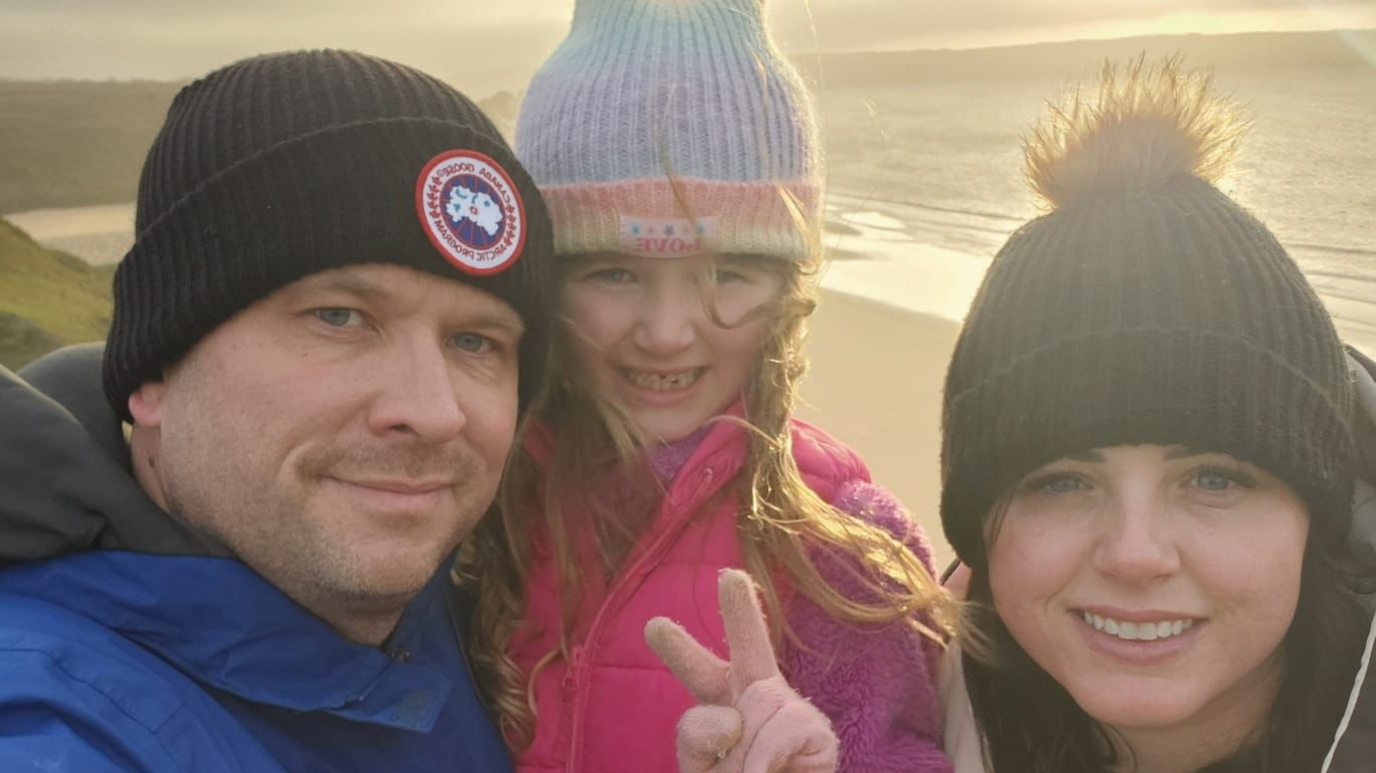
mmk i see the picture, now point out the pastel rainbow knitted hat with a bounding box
[515,0,821,260]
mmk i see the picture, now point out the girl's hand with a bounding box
[645,570,839,773]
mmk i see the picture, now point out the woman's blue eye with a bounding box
[1193,468,1251,492]
[1043,476,1084,493]
[314,308,360,327]
[452,333,493,353]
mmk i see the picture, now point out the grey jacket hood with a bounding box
[1326,346,1376,772]
[1346,345,1376,562]
[0,343,222,564]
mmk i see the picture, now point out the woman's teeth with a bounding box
[625,368,702,391]
[1081,611,1194,642]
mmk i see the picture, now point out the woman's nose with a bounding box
[1092,493,1181,585]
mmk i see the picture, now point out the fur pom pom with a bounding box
[1024,55,1249,210]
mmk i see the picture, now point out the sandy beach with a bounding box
[798,290,961,568]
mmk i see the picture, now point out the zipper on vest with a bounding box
[564,466,721,771]
[556,644,584,755]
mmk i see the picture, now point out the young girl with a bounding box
[455,1,955,771]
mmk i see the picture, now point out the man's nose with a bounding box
[366,341,466,444]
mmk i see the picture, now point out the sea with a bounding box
[7,67,1375,350]
[813,66,1376,351]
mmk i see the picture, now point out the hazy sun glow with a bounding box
[0,0,1373,82]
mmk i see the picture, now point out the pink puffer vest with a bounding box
[510,416,868,773]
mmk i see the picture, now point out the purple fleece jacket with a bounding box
[779,480,952,773]
[648,432,951,773]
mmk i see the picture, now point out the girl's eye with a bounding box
[451,332,494,354]
[314,308,363,328]
[588,267,634,283]
[713,269,747,284]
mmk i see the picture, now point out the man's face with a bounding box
[130,263,523,632]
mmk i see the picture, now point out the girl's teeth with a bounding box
[1080,611,1194,642]
[626,369,701,391]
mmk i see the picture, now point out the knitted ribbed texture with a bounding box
[940,177,1357,566]
[514,0,821,259]
[104,50,553,419]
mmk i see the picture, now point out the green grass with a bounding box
[0,80,522,215]
[0,80,182,213]
[0,217,113,370]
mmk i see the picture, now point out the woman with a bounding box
[938,57,1376,773]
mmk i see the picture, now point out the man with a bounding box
[0,49,551,772]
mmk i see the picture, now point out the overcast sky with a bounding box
[3,0,1374,90]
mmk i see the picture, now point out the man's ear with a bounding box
[127,380,167,428]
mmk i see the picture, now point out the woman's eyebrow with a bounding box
[1064,450,1104,462]
[1165,446,1210,460]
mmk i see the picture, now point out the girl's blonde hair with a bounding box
[456,189,958,747]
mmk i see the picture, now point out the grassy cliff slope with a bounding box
[0,218,113,370]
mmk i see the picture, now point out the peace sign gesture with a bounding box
[645,570,839,773]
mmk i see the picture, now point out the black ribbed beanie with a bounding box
[940,60,1356,568]
[103,49,553,419]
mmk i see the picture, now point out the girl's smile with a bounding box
[560,252,784,442]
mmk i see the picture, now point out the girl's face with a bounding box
[559,252,784,443]
[987,444,1308,744]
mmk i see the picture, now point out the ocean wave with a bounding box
[1305,268,1376,288]
[1287,242,1376,259]
[828,190,1024,230]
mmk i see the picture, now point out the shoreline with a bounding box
[8,200,1374,353]
[5,202,1373,567]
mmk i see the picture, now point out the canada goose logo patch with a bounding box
[416,150,526,275]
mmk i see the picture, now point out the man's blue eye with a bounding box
[453,333,492,353]
[315,308,359,327]
[1195,471,1234,492]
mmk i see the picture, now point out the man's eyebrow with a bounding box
[1165,445,1210,460]
[295,274,394,302]
[464,311,526,335]
[291,273,524,332]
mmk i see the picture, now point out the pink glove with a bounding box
[645,569,839,773]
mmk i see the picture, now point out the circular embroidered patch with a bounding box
[415,149,526,275]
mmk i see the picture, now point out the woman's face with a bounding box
[558,252,783,443]
[987,444,1308,739]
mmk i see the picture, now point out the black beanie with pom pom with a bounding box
[940,58,1357,567]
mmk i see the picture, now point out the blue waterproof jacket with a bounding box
[0,346,513,772]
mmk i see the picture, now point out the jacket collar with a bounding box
[1,346,222,561]
[521,400,749,471]
[0,551,457,731]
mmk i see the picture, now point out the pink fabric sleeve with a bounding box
[777,480,953,773]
